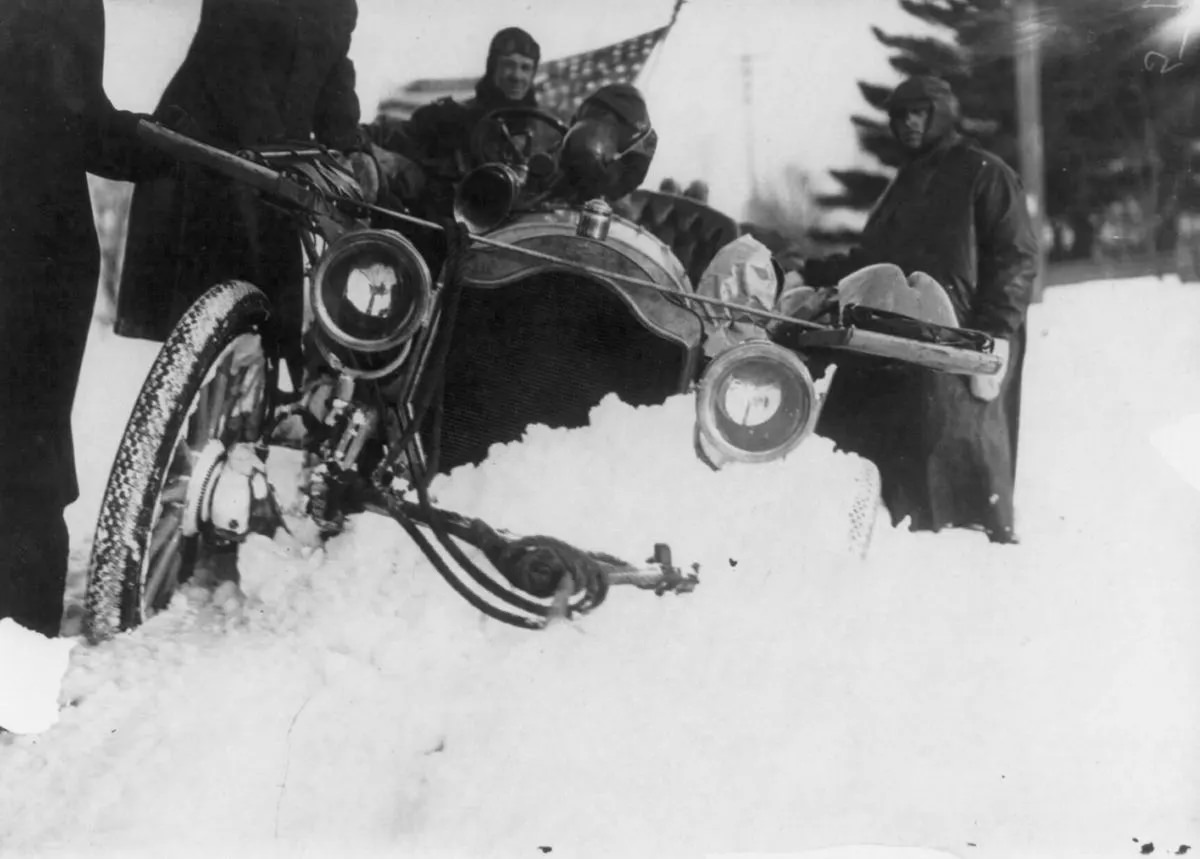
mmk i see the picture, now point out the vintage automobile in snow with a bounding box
[82,103,1003,644]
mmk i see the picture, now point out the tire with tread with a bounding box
[84,281,272,644]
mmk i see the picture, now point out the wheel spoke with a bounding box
[185,335,272,448]
[230,339,267,443]
[159,472,190,507]
[144,508,185,611]
[189,351,232,447]
[205,362,233,441]
[147,505,183,566]
[167,442,193,477]
[224,362,263,443]
[219,367,244,443]
[190,375,215,449]
[241,382,265,441]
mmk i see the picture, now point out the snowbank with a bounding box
[1,277,1197,858]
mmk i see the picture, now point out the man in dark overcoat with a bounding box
[0,0,163,635]
[115,0,365,350]
[803,75,1039,543]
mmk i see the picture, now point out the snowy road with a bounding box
[1,277,1198,859]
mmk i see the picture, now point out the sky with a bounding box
[1,274,1199,856]
[101,0,937,218]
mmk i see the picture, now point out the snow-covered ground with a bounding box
[1,277,1199,859]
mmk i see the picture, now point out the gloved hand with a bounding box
[334,150,381,204]
[968,337,1010,401]
[369,143,427,204]
[780,268,806,292]
[801,253,851,288]
[105,110,152,139]
[776,284,837,321]
[105,109,192,178]
[156,104,203,137]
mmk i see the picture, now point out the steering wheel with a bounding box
[469,107,570,201]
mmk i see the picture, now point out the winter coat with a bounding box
[115,0,362,344]
[803,126,1038,539]
[0,0,161,510]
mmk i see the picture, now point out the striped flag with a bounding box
[533,26,670,120]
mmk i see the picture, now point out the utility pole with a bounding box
[741,52,758,201]
[1014,0,1047,301]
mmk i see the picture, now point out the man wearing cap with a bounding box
[367,26,544,217]
[801,75,1039,543]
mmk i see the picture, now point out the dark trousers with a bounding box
[0,254,96,636]
[0,510,69,637]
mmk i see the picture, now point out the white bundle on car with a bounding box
[695,234,784,357]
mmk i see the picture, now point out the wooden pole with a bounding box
[1014,0,1047,301]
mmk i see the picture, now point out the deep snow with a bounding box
[0,277,1198,859]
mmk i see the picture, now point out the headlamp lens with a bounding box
[344,262,399,320]
[695,342,819,466]
[720,374,783,429]
[311,229,432,358]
